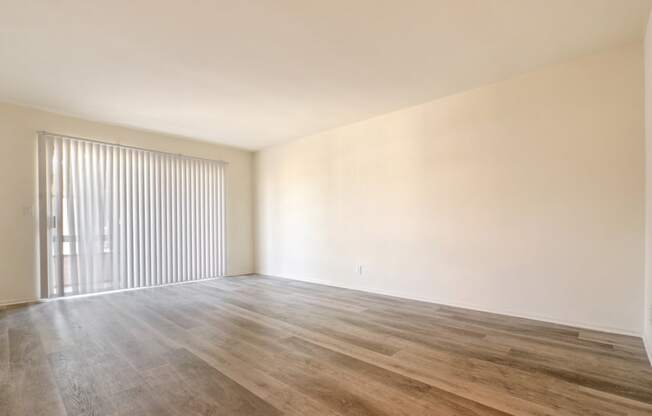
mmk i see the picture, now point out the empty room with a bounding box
[2,1,652,415]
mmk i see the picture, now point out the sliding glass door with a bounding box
[38,133,226,298]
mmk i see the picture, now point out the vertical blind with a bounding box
[39,133,226,298]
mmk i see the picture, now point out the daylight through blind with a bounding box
[39,133,226,297]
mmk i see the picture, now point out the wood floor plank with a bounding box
[2,305,66,416]
[2,274,651,415]
[280,335,512,416]
[187,291,557,415]
[164,348,282,416]
[108,288,341,416]
[47,347,115,416]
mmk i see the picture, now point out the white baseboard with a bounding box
[255,272,641,337]
[644,333,652,367]
[0,297,40,308]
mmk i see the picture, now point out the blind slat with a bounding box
[40,133,226,297]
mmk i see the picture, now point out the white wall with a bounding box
[255,43,645,335]
[0,103,255,306]
[644,11,652,358]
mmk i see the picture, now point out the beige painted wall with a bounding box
[255,43,645,335]
[0,103,254,305]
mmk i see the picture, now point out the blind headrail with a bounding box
[37,130,228,165]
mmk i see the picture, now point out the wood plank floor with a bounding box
[1,274,651,415]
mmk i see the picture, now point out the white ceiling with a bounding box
[1,1,651,150]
